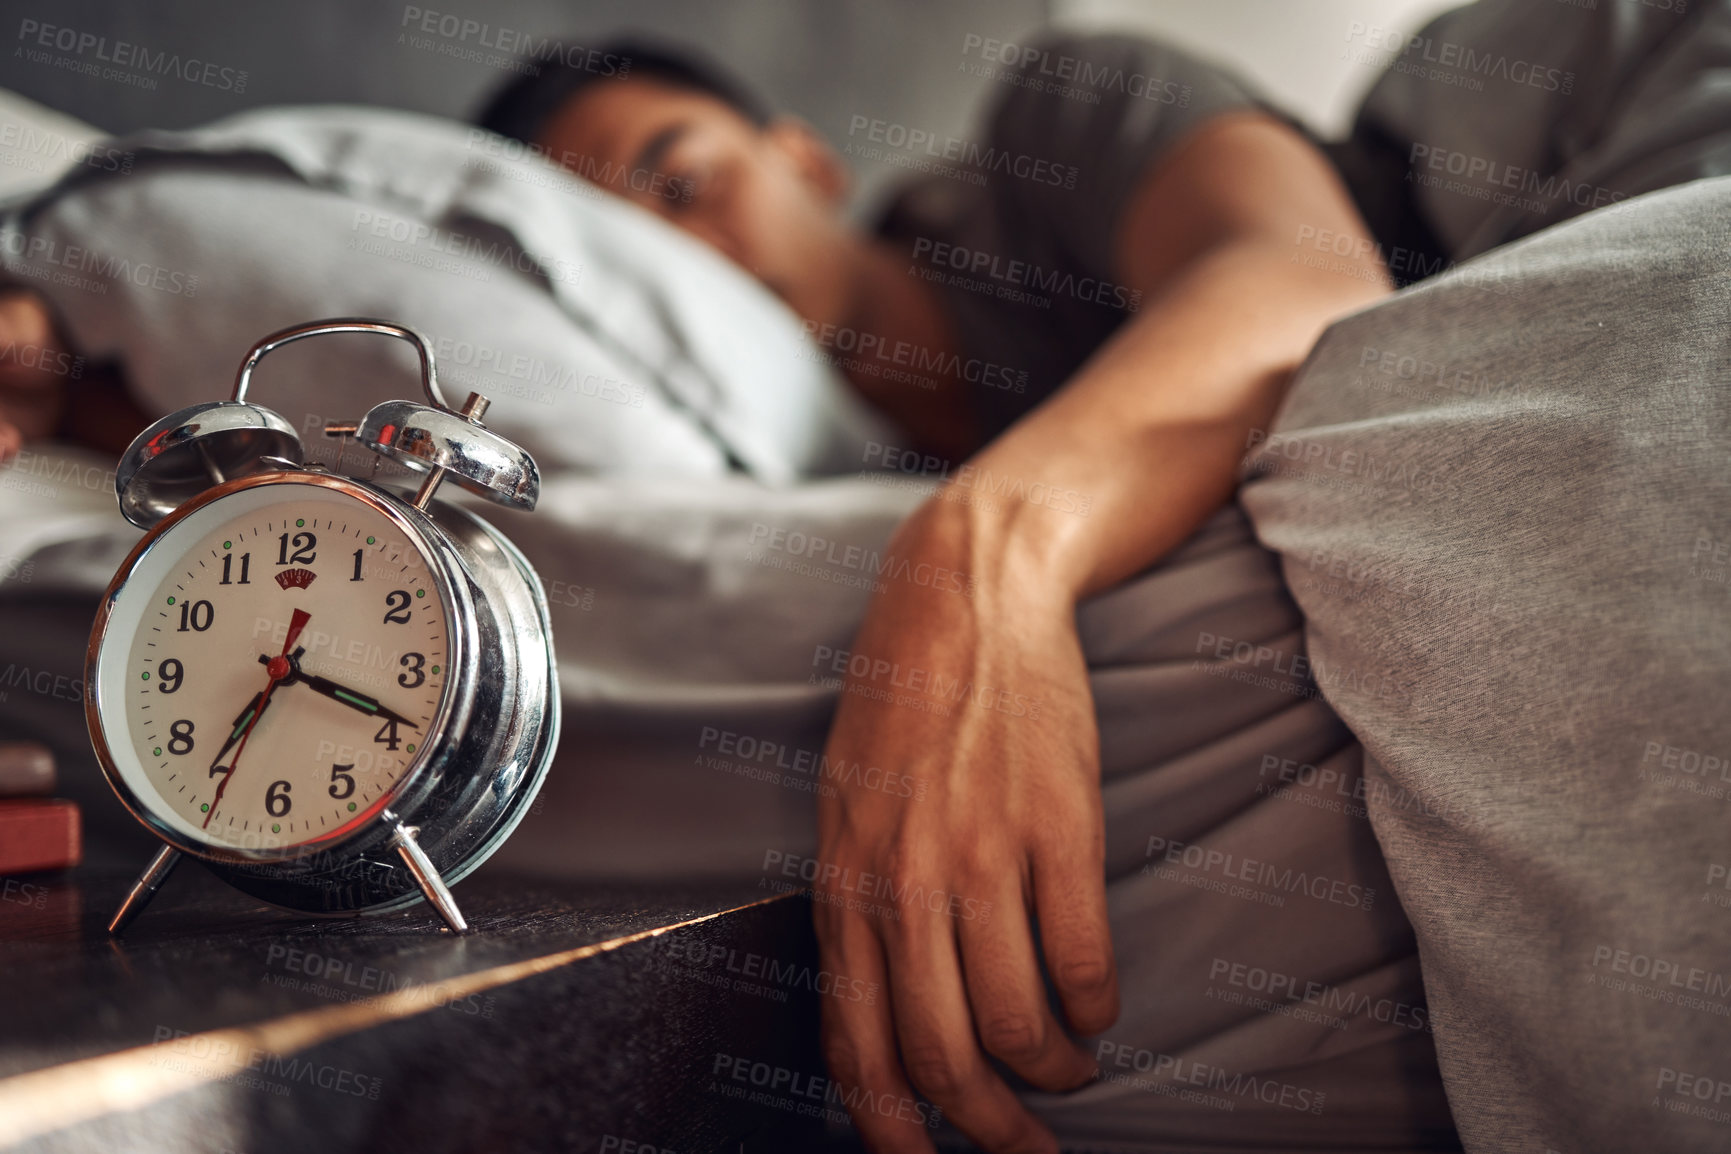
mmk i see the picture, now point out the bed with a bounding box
[4,0,1731,1149]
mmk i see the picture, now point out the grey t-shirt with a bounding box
[876,34,1255,440]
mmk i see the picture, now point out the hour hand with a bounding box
[263,656,419,729]
[206,691,266,776]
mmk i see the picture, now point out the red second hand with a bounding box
[204,608,310,829]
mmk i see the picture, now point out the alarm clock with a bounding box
[85,319,560,935]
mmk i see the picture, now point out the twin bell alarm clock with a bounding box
[84,319,561,935]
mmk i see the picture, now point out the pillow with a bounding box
[0,105,897,481]
[0,88,108,203]
[1240,176,1731,1151]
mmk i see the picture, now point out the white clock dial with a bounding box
[100,483,451,852]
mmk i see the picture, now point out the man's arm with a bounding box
[813,110,1390,1154]
[959,109,1390,598]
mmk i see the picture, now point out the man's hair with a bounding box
[475,38,773,145]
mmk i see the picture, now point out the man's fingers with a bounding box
[958,884,1096,1092]
[816,902,939,1154]
[1033,826,1119,1036]
[887,905,1060,1154]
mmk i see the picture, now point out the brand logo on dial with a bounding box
[275,568,318,591]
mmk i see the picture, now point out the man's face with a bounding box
[538,76,857,326]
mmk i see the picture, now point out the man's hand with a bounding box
[0,291,70,464]
[811,111,1389,1150]
[0,289,147,459]
[813,498,1116,1153]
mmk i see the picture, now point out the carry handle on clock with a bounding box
[231,317,453,409]
[237,318,540,513]
[117,318,539,530]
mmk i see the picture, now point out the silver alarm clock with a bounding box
[85,319,560,935]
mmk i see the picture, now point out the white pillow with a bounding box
[0,88,109,203]
[0,105,898,481]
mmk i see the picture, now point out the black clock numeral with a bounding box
[383,590,413,624]
[266,779,292,817]
[398,652,426,689]
[176,600,214,632]
[373,717,404,750]
[156,659,183,694]
[351,549,364,582]
[220,552,251,585]
[328,763,356,800]
[276,532,317,565]
[167,719,195,755]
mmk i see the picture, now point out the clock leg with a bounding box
[108,845,182,935]
[390,823,469,934]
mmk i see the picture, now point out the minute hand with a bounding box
[205,691,266,775]
[264,656,420,729]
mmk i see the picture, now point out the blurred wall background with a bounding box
[0,0,1470,207]
[1053,0,1463,136]
[0,0,1048,210]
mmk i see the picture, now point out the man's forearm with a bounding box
[914,236,1388,606]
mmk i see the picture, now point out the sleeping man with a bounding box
[4,1,1730,1149]
[471,35,1428,1154]
[0,29,1430,1153]
[459,15,1731,1153]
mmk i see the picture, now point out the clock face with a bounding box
[94,480,454,854]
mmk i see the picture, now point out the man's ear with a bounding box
[764,116,851,205]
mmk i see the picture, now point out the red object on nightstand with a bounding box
[0,799,81,874]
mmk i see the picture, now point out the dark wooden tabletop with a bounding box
[0,862,860,1154]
